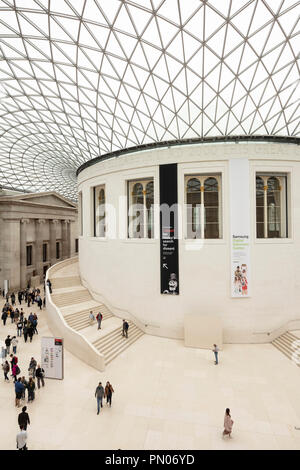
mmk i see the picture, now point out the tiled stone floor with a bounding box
[1,292,300,450]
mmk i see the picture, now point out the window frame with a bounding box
[255,171,289,240]
[127,178,154,239]
[42,242,48,263]
[56,241,61,260]
[93,184,106,238]
[26,244,33,267]
[184,173,222,240]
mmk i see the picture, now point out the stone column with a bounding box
[49,219,58,266]
[35,219,46,277]
[61,220,70,260]
[20,219,30,288]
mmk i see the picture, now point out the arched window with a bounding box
[204,177,219,239]
[132,183,144,238]
[78,191,83,236]
[94,185,106,237]
[186,178,201,238]
[267,177,281,238]
[146,181,154,239]
[256,176,264,238]
[128,179,154,238]
[185,174,221,239]
[256,173,287,239]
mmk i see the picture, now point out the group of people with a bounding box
[2,288,44,309]
[13,358,45,407]
[2,310,39,343]
[95,381,114,414]
[88,311,103,330]
[0,285,46,451]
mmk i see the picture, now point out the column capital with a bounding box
[21,218,30,224]
[36,218,46,224]
[50,219,60,224]
[62,219,71,224]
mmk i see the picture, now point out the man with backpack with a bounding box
[122,319,129,338]
[96,312,103,330]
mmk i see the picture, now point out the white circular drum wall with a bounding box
[78,142,300,343]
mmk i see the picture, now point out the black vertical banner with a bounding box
[160,163,179,295]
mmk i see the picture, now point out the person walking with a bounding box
[14,309,19,323]
[23,324,28,343]
[20,377,28,401]
[36,365,45,389]
[15,378,25,407]
[27,377,35,402]
[122,320,129,338]
[213,344,219,365]
[105,381,114,407]
[1,310,8,326]
[96,312,103,330]
[12,362,20,383]
[16,426,28,451]
[223,408,234,438]
[17,319,23,337]
[28,324,34,343]
[28,357,37,378]
[5,335,11,355]
[95,382,105,415]
[11,336,18,354]
[2,361,10,382]
[33,316,38,335]
[89,311,95,326]
[18,406,30,431]
[10,353,18,371]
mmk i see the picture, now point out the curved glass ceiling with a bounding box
[0,0,299,200]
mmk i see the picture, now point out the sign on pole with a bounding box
[41,337,64,380]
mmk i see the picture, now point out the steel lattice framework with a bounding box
[0,0,299,200]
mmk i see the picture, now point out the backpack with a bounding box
[15,365,20,375]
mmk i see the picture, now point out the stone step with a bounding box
[64,306,112,321]
[285,331,299,342]
[272,338,293,357]
[105,331,144,365]
[50,276,81,289]
[272,331,300,366]
[93,321,135,349]
[273,334,294,350]
[51,290,92,307]
[97,326,140,356]
[66,312,113,331]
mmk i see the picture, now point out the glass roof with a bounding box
[0,0,299,200]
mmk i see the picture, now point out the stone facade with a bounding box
[0,191,78,290]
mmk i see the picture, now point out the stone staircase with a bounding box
[64,305,113,331]
[272,331,300,365]
[49,271,144,368]
[51,288,92,308]
[93,321,144,365]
